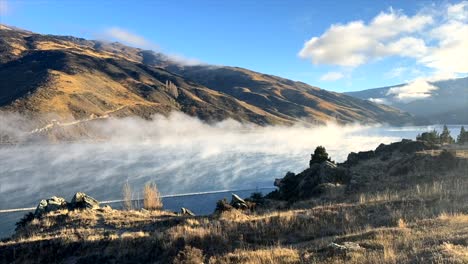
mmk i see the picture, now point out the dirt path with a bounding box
[29,105,129,134]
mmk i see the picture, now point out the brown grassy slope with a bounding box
[1,148,467,263]
[0,25,415,126]
[0,26,289,126]
[162,64,415,125]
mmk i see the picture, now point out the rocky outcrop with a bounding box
[273,160,350,201]
[344,140,439,167]
[375,139,438,155]
[33,192,100,217]
[346,150,376,166]
[34,196,67,216]
[70,192,100,210]
[230,194,248,209]
[270,139,457,201]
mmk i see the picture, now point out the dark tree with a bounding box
[416,130,440,144]
[457,126,468,144]
[310,146,332,166]
[440,125,455,144]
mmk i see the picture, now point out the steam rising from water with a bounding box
[0,112,402,210]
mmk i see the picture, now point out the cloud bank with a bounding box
[386,79,438,102]
[298,8,432,67]
[299,2,468,75]
[103,27,157,49]
[99,27,201,66]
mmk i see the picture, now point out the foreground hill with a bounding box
[346,77,468,124]
[1,140,467,263]
[0,25,414,129]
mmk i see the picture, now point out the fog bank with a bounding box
[0,112,407,210]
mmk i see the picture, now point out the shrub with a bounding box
[440,125,455,144]
[143,182,163,210]
[416,130,440,144]
[310,146,332,166]
[249,192,265,205]
[215,198,233,213]
[457,126,468,144]
[15,212,35,231]
[122,181,133,210]
[173,246,205,264]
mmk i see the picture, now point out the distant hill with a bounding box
[346,77,468,124]
[0,24,415,130]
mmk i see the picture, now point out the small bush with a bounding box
[122,181,133,210]
[15,212,35,231]
[173,246,205,264]
[215,198,233,213]
[310,146,332,166]
[143,182,163,210]
[248,192,265,205]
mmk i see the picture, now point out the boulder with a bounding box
[346,150,375,166]
[70,192,99,210]
[327,242,364,254]
[230,193,248,209]
[181,207,195,216]
[318,161,338,182]
[274,178,283,188]
[34,196,67,216]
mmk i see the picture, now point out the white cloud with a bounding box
[298,9,432,67]
[386,78,438,102]
[368,97,390,104]
[163,53,203,66]
[100,27,202,66]
[320,71,344,81]
[447,1,468,21]
[103,27,157,49]
[420,18,468,73]
[299,2,468,76]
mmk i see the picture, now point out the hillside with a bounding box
[0,25,415,133]
[346,77,468,124]
[1,140,467,263]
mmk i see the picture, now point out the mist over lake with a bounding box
[0,114,465,237]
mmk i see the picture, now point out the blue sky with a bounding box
[1,0,467,93]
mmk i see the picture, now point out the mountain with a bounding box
[346,77,468,124]
[0,25,414,130]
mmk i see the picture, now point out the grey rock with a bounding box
[181,207,195,216]
[318,161,338,182]
[34,196,67,216]
[230,193,248,209]
[70,192,99,210]
[328,242,364,252]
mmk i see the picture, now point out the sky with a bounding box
[0,0,467,93]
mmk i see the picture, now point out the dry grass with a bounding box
[143,181,163,211]
[209,247,300,264]
[1,190,467,263]
[122,181,132,210]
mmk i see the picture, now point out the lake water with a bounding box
[0,123,465,238]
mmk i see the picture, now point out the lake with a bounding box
[0,124,465,238]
